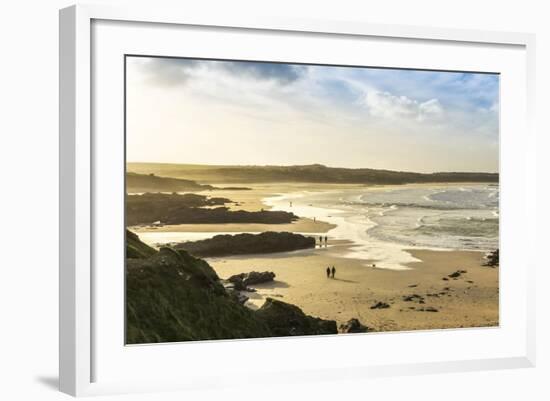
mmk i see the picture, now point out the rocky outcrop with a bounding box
[255,298,338,336]
[176,232,315,257]
[127,192,297,226]
[339,318,371,333]
[228,271,276,291]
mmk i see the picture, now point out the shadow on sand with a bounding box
[253,280,290,289]
[330,277,359,284]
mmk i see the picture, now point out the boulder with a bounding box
[402,294,425,303]
[448,270,467,279]
[483,249,499,267]
[255,298,337,336]
[370,301,390,309]
[228,271,276,290]
[417,306,439,312]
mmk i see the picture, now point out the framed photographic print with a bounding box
[59,4,536,397]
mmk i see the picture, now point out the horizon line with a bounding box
[126,161,499,175]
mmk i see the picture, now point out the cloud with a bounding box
[362,90,443,122]
[223,61,305,83]
[418,98,443,121]
[127,58,499,172]
[129,57,305,87]
[133,58,202,87]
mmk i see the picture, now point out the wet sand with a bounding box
[131,218,335,235]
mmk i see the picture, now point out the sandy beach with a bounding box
[135,182,499,332]
[209,246,498,332]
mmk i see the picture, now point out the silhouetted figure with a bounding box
[290,201,293,207]
[326,267,331,278]
[324,236,328,246]
[331,266,336,278]
[319,236,323,247]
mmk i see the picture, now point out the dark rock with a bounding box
[227,271,276,290]
[339,318,371,333]
[176,232,314,257]
[417,307,439,312]
[402,294,425,303]
[255,298,337,336]
[370,301,390,309]
[127,192,297,226]
[483,249,499,267]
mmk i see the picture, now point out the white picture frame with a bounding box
[59,4,536,397]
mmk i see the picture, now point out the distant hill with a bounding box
[127,163,499,185]
[126,172,213,193]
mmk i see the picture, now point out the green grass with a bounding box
[126,248,272,343]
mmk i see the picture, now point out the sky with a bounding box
[126,56,499,173]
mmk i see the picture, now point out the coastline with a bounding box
[132,181,499,331]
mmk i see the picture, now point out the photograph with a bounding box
[124,55,500,344]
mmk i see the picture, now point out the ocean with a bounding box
[264,183,499,270]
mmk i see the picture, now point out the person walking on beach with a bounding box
[319,236,323,247]
[326,267,331,278]
[324,236,328,247]
[331,266,336,278]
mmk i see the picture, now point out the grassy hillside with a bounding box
[127,247,273,343]
[127,162,498,185]
[126,229,157,259]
